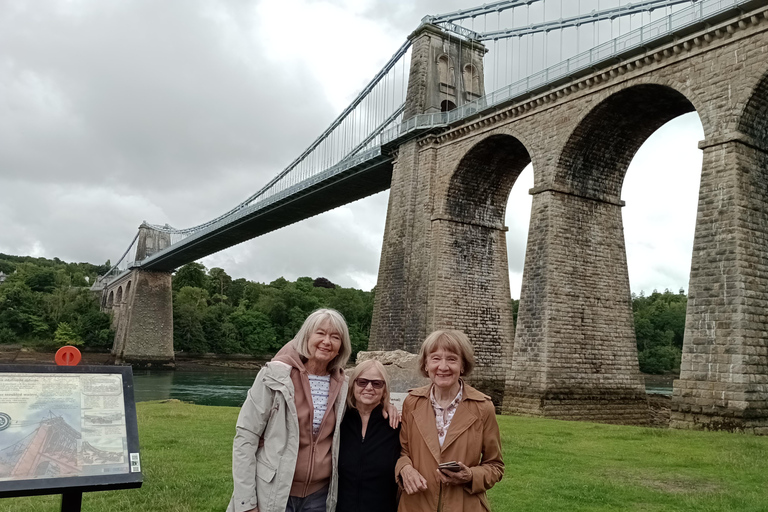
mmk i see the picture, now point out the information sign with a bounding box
[0,365,142,499]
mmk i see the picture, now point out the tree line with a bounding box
[171,263,374,357]
[0,253,113,348]
[0,255,685,374]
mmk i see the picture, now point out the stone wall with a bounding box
[372,5,768,427]
[105,269,174,368]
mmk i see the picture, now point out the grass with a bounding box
[4,402,768,511]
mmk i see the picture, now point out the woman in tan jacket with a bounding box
[396,330,504,512]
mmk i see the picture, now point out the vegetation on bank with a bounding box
[0,254,686,373]
[171,263,374,357]
[632,289,687,374]
[0,254,113,350]
[4,401,768,512]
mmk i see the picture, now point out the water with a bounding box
[133,369,257,407]
[132,370,674,406]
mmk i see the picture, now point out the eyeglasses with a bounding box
[355,378,385,389]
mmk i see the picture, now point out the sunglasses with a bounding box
[355,378,385,389]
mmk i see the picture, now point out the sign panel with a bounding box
[0,365,141,498]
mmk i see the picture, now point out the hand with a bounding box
[437,461,472,486]
[382,402,401,428]
[400,464,428,495]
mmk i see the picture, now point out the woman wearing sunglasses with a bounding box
[337,359,401,512]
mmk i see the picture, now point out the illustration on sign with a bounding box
[0,373,130,482]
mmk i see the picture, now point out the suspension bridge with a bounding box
[98,0,742,275]
[94,0,768,432]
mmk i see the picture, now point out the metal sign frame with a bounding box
[0,365,142,499]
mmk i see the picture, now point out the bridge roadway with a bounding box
[135,0,761,273]
[139,149,394,271]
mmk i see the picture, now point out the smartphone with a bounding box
[438,461,461,472]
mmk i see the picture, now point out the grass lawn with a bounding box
[3,401,768,511]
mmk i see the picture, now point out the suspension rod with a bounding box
[473,0,693,41]
[427,0,535,24]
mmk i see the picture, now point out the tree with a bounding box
[173,263,207,291]
[633,289,687,374]
[207,267,232,298]
[313,277,336,289]
[53,322,83,348]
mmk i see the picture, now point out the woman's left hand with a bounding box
[437,461,473,486]
[381,402,401,428]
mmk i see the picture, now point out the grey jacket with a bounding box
[228,361,348,512]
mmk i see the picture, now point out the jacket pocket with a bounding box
[256,459,276,483]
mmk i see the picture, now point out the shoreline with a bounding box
[0,347,269,372]
[0,347,673,427]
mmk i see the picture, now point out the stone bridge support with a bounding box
[107,269,174,368]
[102,224,174,368]
[372,5,768,427]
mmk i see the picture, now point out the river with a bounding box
[132,370,675,407]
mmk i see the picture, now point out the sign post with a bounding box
[0,351,142,510]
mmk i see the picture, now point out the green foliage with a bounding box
[53,322,84,347]
[0,254,113,349]
[171,267,374,357]
[632,289,687,374]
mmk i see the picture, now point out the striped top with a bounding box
[308,374,331,435]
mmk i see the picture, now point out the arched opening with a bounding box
[107,290,114,308]
[504,84,699,421]
[437,54,453,86]
[440,100,456,112]
[435,134,532,405]
[125,281,131,300]
[116,286,123,304]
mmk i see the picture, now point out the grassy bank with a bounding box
[4,402,768,512]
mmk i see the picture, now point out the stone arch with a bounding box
[669,66,768,432]
[116,286,123,304]
[431,133,532,407]
[125,280,131,299]
[505,84,701,423]
[445,133,531,227]
[440,100,456,112]
[554,83,696,201]
[737,67,768,145]
[107,290,114,308]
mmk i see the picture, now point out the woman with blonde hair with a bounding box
[228,308,351,512]
[396,330,504,512]
[337,359,401,512]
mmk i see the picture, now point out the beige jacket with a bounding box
[228,359,348,512]
[395,383,504,512]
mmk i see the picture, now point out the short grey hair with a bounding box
[291,308,352,372]
[346,359,391,410]
[418,330,475,378]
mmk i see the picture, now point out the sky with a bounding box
[0,0,703,298]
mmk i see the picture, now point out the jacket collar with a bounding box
[408,380,490,402]
[272,341,345,383]
[409,380,488,460]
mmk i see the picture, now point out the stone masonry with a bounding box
[370,6,768,428]
[102,226,174,368]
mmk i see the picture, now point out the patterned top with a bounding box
[308,374,331,436]
[430,382,463,447]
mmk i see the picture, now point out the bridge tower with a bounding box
[370,23,513,404]
[103,223,174,368]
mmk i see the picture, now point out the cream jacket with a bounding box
[228,361,348,512]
